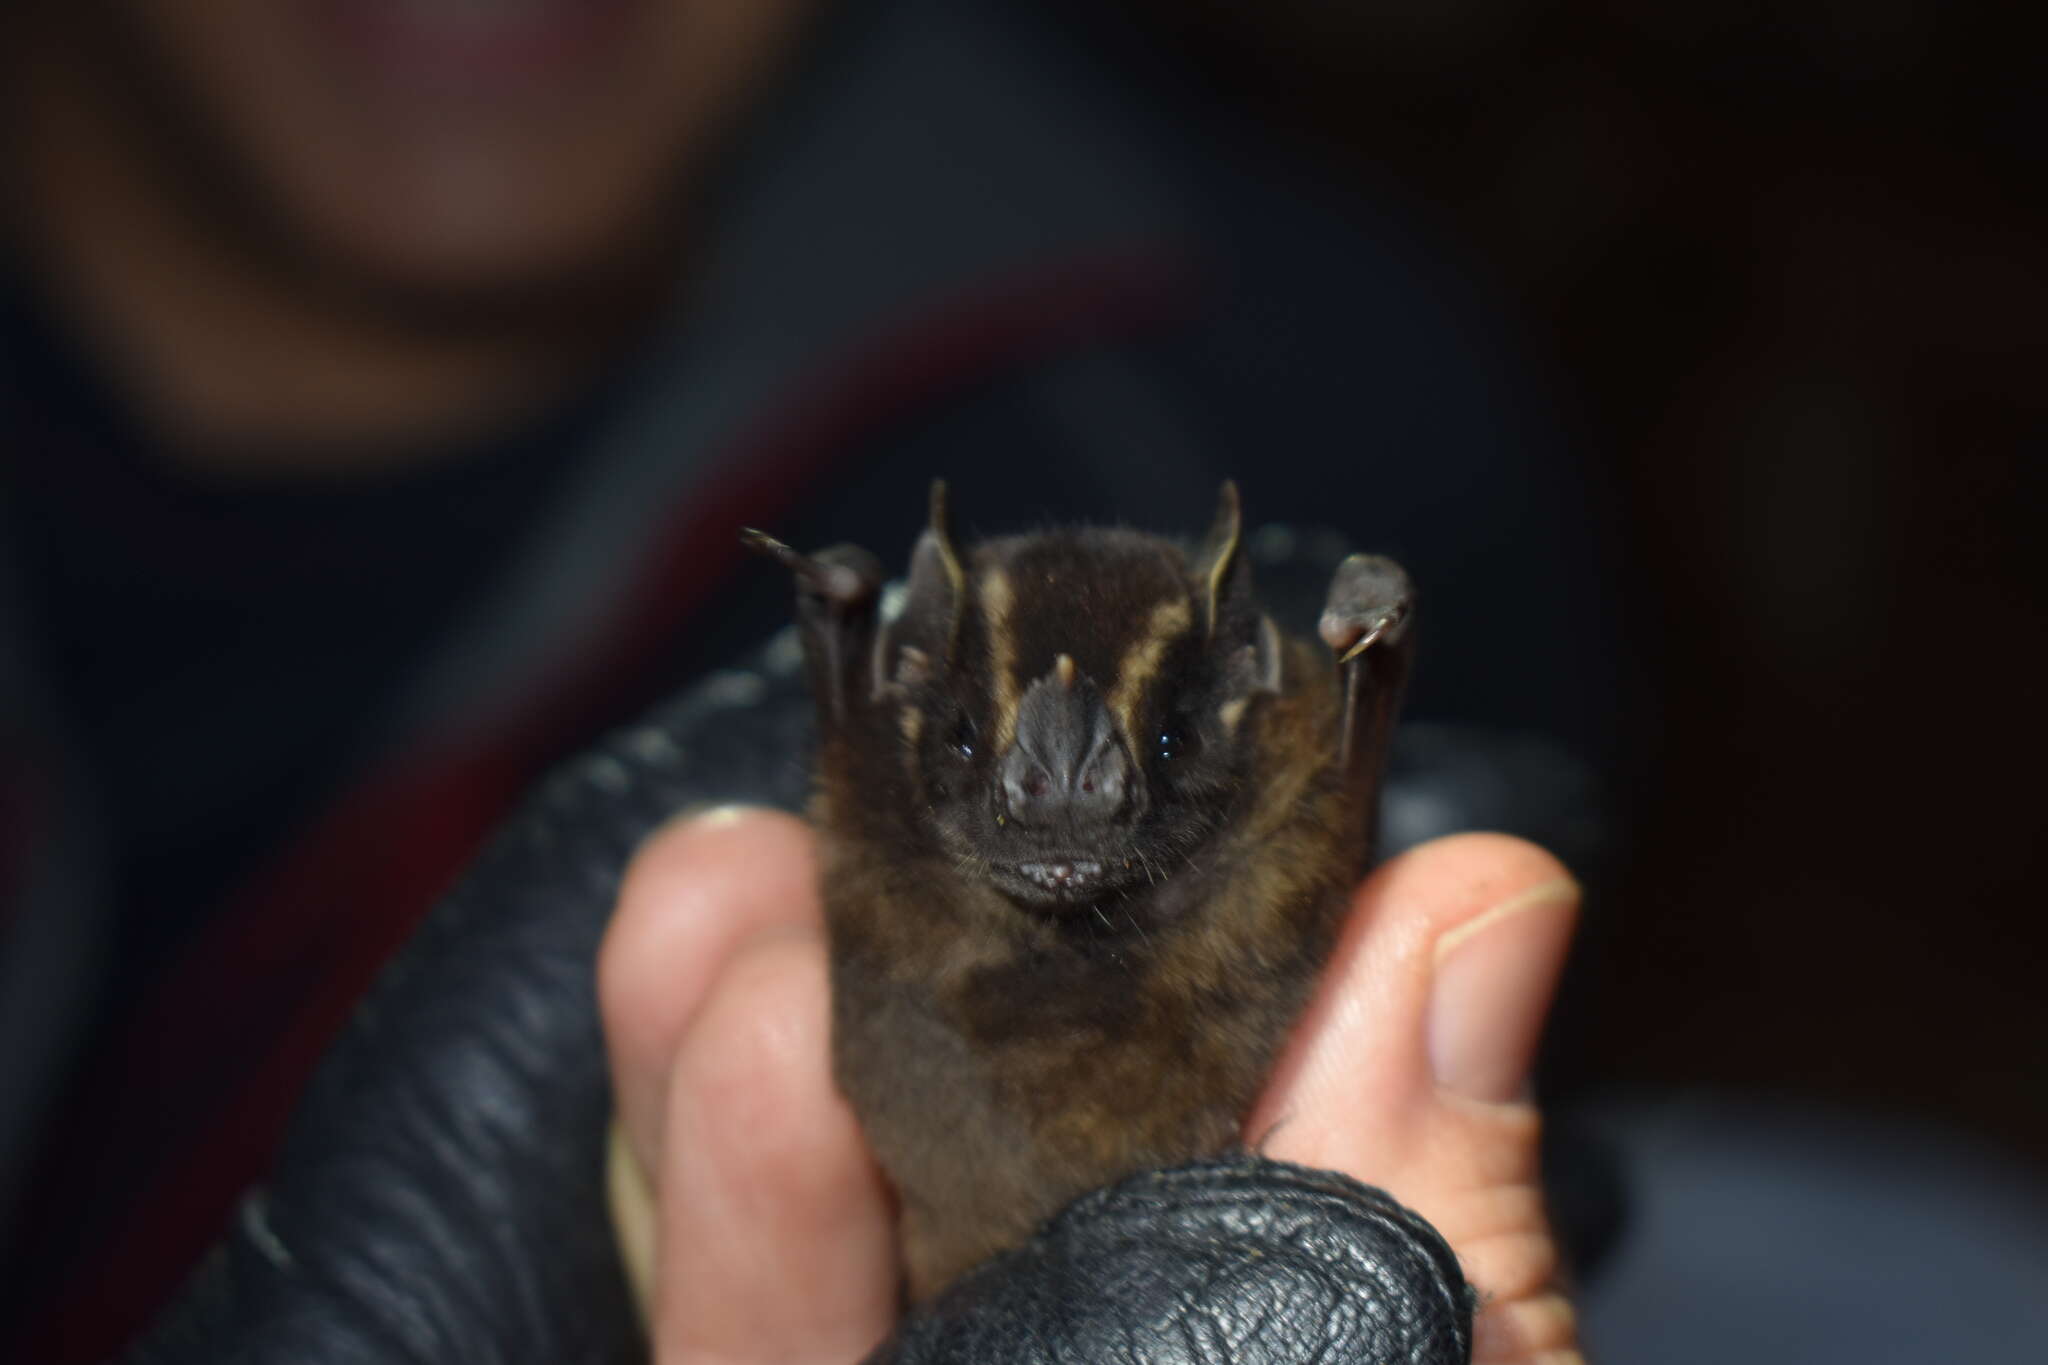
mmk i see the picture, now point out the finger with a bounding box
[1249,832,1581,1364]
[598,806,821,1175]
[1251,831,1575,1160]
[655,926,898,1365]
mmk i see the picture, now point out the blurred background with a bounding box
[1131,0,2046,1156]
[2,0,2041,1359]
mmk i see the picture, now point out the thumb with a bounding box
[1250,833,1583,1365]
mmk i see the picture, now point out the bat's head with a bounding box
[877,483,1283,911]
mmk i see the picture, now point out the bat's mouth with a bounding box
[1014,859,1104,893]
[989,856,1135,907]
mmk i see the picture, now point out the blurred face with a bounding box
[123,0,817,296]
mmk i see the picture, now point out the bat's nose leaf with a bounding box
[999,667,1132,827]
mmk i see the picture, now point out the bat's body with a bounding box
[748,485,1413,1297]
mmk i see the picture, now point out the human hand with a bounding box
[599,808,1581,1364]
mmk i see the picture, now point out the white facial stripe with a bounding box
[1107,597,1193,746]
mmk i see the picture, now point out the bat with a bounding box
[743,481,1414,1298]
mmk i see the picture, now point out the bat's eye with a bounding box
[950,714,977,760]
[1156,724,1188,762]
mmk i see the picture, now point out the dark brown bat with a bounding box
[743,482,1413,1298]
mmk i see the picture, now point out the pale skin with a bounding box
[600,810,1584,1365]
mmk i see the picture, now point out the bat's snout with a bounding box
[997,667,1134,830]
[997,735,1130,827]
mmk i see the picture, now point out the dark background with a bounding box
[1121,0,2044,1161]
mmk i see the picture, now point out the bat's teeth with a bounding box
[1016,859,1104,891]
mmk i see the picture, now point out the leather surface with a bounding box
[127,542,1565,1363]
[873,1155,1470,1364]
[127,661,817,1365]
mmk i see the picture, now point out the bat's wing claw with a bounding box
[1319,554,1414,660]
[741,526,804,571]
[1320,552,1416,785]
[742,530,885,726]
[742,530,883,608]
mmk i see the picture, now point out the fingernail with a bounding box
[1428,877,1579,1103]
[684,803,765,828]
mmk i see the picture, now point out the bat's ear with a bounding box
[1220,615,1285,713]
[1192,480,1253,641]
[890,480,966,675]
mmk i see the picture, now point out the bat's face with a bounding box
[883,527,1278,911]
[744,481,1400,920]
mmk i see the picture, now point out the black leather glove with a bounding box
[875,1156,1469,1363]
